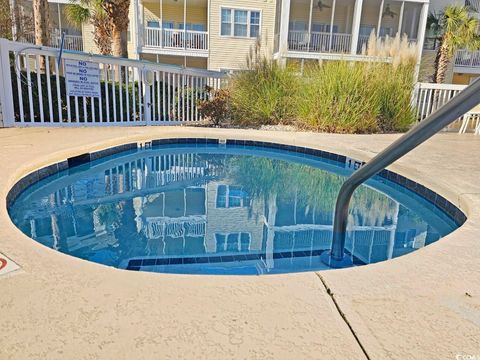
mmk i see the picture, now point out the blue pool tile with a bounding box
[208,256,222,263]
[156,258,169,265]
[169,258,182,265]
[183,257,196,264]
[194,257,209,264]
[245,254,260,261]
[67,153,91,168]
[221,255,235,263]
[142,258,156,266]
[129,259,142,267]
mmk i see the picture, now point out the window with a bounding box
[216,185,227,208]
[250,11,260,37]
[162,21,174,29]
[221,9,232,35]
[147,20,160,28]
[234,10,248,36]
[289,21,307,31]
[221,8,261,38]
[191,24,205,31]
[215,185,250,208]
[215,233,251,252]
[178,23,205,31]
[312,23,338,33]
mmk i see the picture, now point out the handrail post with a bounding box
[322,77,480,268]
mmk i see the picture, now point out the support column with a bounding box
[350,0,364,55]
[57,3,62,33]
[415,2,429,81]
[307,0,314,51]
[278,0,292,66]
[398,1,405,36]
[328,0,337,52]
[9,0,19,41]
[160,0,163,48]
[183,0,187,67]
[377,0,384,38]
[132,0,142,59]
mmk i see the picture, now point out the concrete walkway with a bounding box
[0,127,479,360]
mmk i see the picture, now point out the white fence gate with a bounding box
[413,82,467,122]
[0,39,226,127]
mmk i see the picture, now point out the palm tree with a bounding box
[66,0,113,55]
[102,0,130,58]
[33,0,49,46]
[428,5,480,83]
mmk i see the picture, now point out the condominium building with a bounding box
[12,0,480,83]
[83,0,429,71]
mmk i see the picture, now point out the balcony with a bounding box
[22,32,83,52]
[143,27,208,57]
[288,31,352,53]
[454,49,480,73]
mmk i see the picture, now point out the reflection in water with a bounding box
[9,147,456,274]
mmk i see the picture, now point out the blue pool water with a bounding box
[8,143,459,275]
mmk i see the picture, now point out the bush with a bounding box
[296,62,379,133]
[197,87,232,126]
[228,58,299,127]
[296,61,416,133]
[211,36,417,134]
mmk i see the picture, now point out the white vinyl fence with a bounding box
[0,39,226,127]
[413,82,467,122]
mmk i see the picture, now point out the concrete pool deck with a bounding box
[0,127,479,359]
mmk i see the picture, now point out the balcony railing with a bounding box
[22,32,83,51]
[288,30,351,53]
[454,49,480,69]
[144,27,208,51]
[357,34,417,54]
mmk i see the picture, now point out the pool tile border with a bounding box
[6,138,466,227]
[126,250,329,270]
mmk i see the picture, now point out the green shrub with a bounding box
[228,59,299,127]
[296,61,379,133]
[296,61,416,133]
[374,64,417,132]
[197,87,232,126]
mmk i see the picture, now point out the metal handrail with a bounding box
[322,78,480,268]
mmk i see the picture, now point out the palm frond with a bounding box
[65,4,91,26]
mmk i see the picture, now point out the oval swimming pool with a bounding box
[7,139,464,275]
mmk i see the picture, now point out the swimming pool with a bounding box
[7,139,465,275]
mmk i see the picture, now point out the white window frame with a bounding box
[219,7,262,39]
[215,184,249,208]
[215,232,252,252]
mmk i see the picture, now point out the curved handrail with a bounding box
[322,78,480,268]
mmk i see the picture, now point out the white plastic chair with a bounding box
[459,104,480,134]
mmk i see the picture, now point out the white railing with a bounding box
[357,34,417,54]
[144,27,208,51]
[413,82,467,122]
[22,32,83,52]
[146,217,206,239]
[0,39,226,127]
[288,30,351,53]
[454,49,480,69]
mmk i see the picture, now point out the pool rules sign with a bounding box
[65,59,101,97]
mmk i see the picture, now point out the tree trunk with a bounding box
[33,0,49,46]
[433,39,450,84]
[103,0,130,58]
[111,26,128,58]
[92,15,113,55]
[33,0,49,71]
